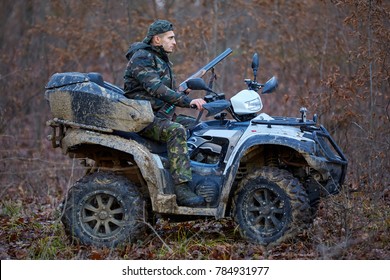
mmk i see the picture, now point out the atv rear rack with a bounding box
[46,118,113,148]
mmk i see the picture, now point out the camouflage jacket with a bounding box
[123,42,192,113]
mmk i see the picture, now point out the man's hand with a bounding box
[190,98,206,111]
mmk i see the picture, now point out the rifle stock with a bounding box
[179,48,232,92]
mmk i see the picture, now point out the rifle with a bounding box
[178,48,233,92]
[158,48,233,118]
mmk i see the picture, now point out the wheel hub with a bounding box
[246,188,287,235]
[261,205,272,216]
[81,192,125,238]
[98,210,109,220]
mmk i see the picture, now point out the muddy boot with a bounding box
[174,183,205,207]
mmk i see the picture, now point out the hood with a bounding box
[125,42,151,60]
[125,42,169,62]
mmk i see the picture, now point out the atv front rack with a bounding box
[252,117,317,128]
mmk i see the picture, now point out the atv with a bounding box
[45,50,347,247]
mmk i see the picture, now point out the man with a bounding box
[123,19,205,207]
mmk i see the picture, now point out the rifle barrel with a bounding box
[202,48,233,71]
[179,48,233,91]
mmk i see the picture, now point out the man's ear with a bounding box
[152,35,161,45]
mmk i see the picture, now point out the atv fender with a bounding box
[61,129,162,205]
[228,134,332,179]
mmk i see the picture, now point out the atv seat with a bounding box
[114,131,167,154]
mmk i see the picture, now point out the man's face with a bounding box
[155,31,176,53]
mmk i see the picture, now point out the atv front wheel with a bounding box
[233,167,311,246]
[61,172,148,247]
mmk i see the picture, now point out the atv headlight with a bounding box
[230,89,263,115]
[245,97,262,111]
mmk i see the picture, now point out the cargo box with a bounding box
[45,72,154,132]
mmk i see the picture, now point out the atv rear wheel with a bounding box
[61,172,148,247]
[233,167,311,246]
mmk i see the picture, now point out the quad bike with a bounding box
[45,50,347,247]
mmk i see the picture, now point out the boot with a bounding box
[174,183,205,207]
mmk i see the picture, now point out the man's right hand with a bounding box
[190,98,206,111]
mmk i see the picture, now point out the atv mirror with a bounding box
[186,78,214,92]
[262,76,278,94]
[252,53,259,81]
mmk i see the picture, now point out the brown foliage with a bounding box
[0,0,389,259]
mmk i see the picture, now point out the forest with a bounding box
[0,0,389,260]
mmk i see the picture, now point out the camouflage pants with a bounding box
[139,114,196,184]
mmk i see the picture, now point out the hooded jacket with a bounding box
[123,42,192,113]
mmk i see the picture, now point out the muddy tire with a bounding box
[233,167,311,246]
[61,172,148,247]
